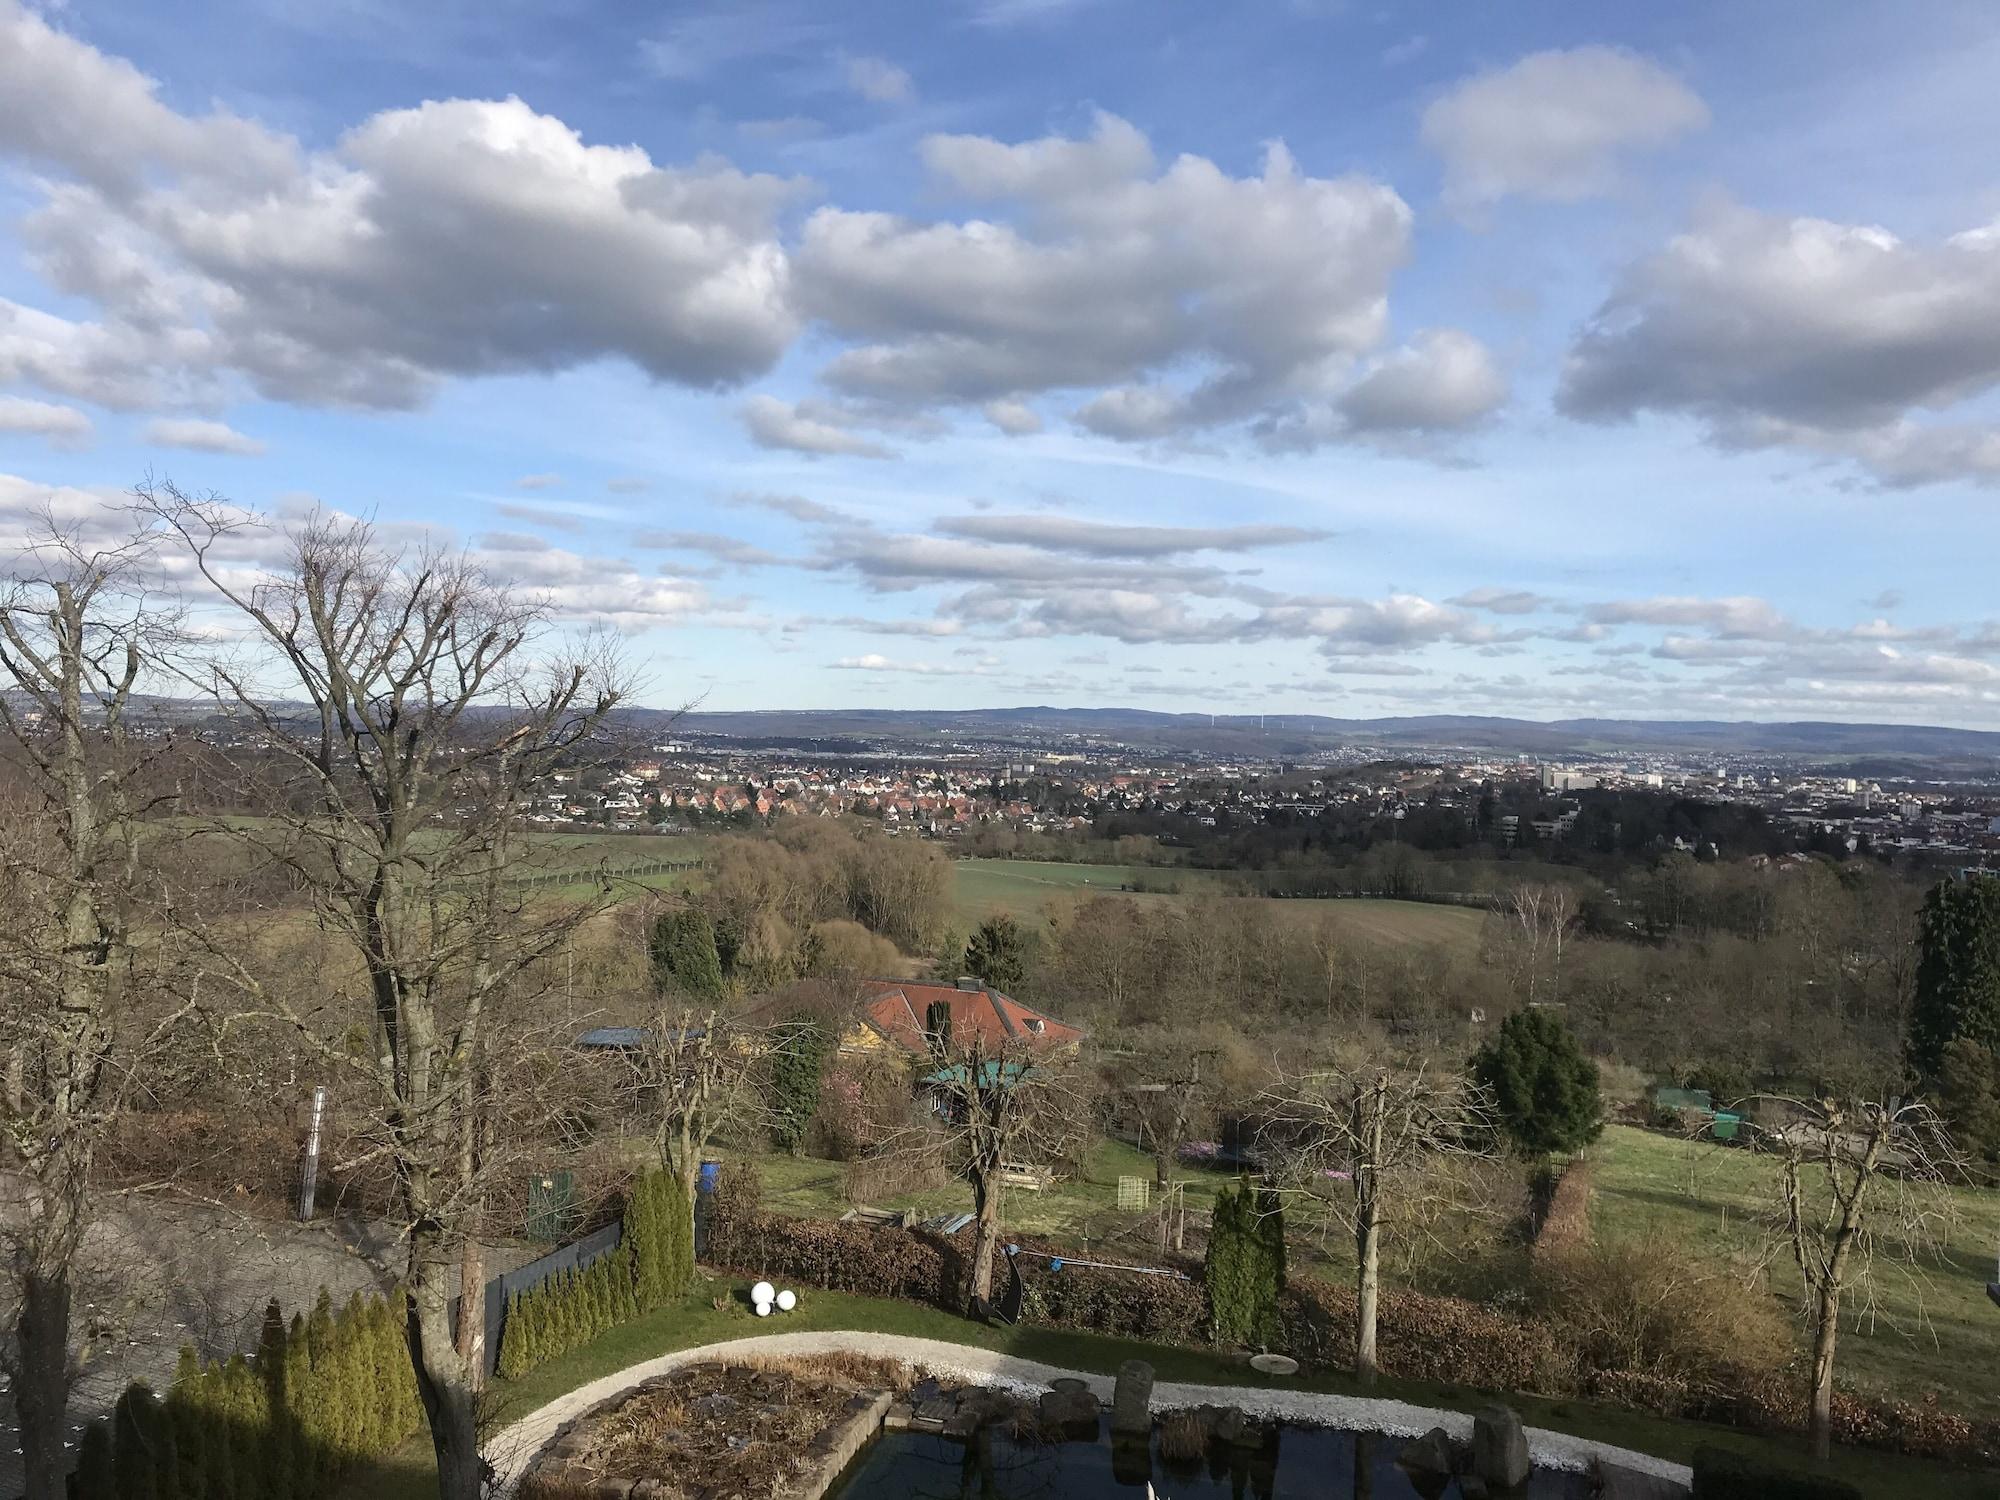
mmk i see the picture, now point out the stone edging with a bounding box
[484,1330,1694,1495]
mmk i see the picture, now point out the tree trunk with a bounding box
[15,1271,72,1500]
[1809,1287,1839,1462]
[410,1268,485,1500]
[455,1236,485,1392]
[969,1172,1002,1307]
[1355,1202,1380,1386]
[1355,1077,1387,1386]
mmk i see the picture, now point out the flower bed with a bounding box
[518,1355,910,1500]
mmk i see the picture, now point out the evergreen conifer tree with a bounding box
[1909,874,2000,1080]
[167,1348,208,1500]
[74,1417,116,1500]
[254,1296,293,1500]
[649,907,727,998]
[1471,1009,1604,1157]
[112,1382,165,1500]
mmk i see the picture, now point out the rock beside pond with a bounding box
[1110,1360,1154,1436]
[1396,1426,1454,1480]
[1472,1404,1531,1490]
[1038,1384,1101,1432]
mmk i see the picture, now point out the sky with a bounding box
[6,0,2000,725]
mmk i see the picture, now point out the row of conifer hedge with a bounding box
[68,1289,421,1500]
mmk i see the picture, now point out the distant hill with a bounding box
[627,706,2000,764]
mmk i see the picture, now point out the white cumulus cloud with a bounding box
[1421,46,1707,216]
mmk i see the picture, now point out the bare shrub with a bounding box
[843,1152,945,1205]
[1534,1236,1791,1387]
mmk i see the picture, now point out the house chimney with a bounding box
[956,976,981,991]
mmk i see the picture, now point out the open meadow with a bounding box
[1591,1123,2000,1414]
[952,857,1491,954]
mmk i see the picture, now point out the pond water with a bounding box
[836,1416,1596,1500]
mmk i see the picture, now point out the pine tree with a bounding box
[75,1416,117,1500]
[660,1171,695,1300]
[283,1312,315,1489]
[339,1292,373,1457]
[616,1243,640,1322]
[962,915,1029,994]
[1204,1179,1284,1348]
[112,1382,165,1500]
[254,1297,292,1500]
[207,1358,247,1500]
[517,1285,543,1371]
[167,1348,208,1500]
[369,1295,410,1444]
[1909,874,2000,1080]
[649,907,726,998]
[1472,1008,1604,1157]
[590,1261,612,1337]
[497,1293,528,1380]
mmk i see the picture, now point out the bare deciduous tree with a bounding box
[1503,883,1578,1005]
[1749,1094,1961,1460]
[1258,1064,1494,1384]
[881,1032,1094,1310]
[0,515,192,1500]
[622,1006,770,1204]
[1106,1035,1220,1191]
[149,488,625,1500]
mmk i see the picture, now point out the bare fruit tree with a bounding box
[0,514,194,1500]
[882,1031,1095,1310]
[1258,1064,1494,1384]
[149,489,625,1500]
[1749,1095,1961,1461]
[1106,1033,1220,1190]
[622,1005,771,1205]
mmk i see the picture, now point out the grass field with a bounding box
[953,858,1490,953]
[750,1136,1229,1251]
[337,1272,1997,1500]
[1591,1123,2000,1415]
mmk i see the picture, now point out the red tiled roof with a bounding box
[855,979,1084,1054]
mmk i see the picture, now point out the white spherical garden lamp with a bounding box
[776,1288,797,1312]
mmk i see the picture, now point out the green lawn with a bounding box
[750,1137,1228,1251]
[1591,1123,2000,1415]
[952,859,1489,954]
[338,1273,1998,1500]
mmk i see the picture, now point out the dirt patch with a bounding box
[521,1355,912,1500]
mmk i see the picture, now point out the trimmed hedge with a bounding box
[71,1288,421,1500]
[629,1168,695,1311]
[497,1164,697,1379]
[1530,1161,1593,1259]
[707,1208,966,1306]
[497,1242,640,1379]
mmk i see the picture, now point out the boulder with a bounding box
[1110,1360,1154,1437]
[1038,1386,1101,1432]
[1210,1406,1248,1446]
[1396,1427,1454,1480]
[1471,1405,1530,1490]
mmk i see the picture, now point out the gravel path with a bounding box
[485,1328,1693,1494]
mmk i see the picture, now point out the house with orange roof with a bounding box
[741,975,1083,1060]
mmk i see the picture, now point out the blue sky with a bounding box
[6,0,2000,724]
